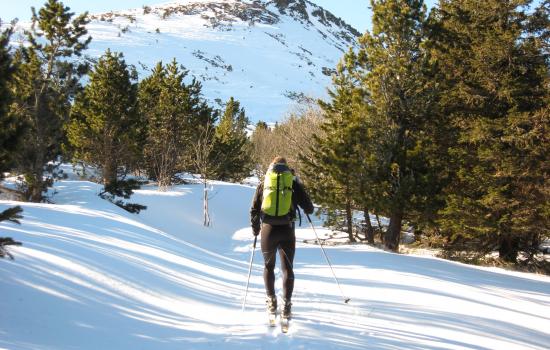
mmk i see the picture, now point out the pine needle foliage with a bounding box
[0,23,22,175]
[67,50,140,187]
[308,0,439,250]
[0,22,24,260]
[212,97,253,182]
[10,0,91,202]
[430,0,550,262]
[139,59,216,188]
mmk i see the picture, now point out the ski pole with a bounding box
[306,214,350,304]
[242,235,257,312]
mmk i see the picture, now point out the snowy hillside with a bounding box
[1,168,550,349]
[11,0,360,122]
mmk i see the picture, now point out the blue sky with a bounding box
[0,0,439,33]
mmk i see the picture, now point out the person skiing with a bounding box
[250,156,314,321]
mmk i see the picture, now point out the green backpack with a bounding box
[261,165,293,217]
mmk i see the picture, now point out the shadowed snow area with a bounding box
[1,177,549,349]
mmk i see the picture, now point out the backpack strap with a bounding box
[275,172,280,216]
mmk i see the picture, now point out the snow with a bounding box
[1,172,550,349]
[8,0,355,123]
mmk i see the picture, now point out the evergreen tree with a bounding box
[139,59,216,189]
[0,23,24,259]
[303,63,361,242]
[67,50,139,187]
[342,0,436,251]
[181,74,219,176]
[256,121,268,130]
[212,97,253,182]
[0,23,21,174]
[431,0,550,262]
[529,0,549,58]
[140,61,189,189]
[10,0,90,202]
[0,24,12,113]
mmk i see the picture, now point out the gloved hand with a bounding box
[252,224,260,236]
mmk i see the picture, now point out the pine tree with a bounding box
[10,0,90,202]
[0,23,21,174]
[338,48,396,244]
[140,59,216,189]
[140,61,189,189]
[181,74,219,176]
[212,97,253,182]
[303,62,362,242]
[256,121,268,130]
[341,0,437,251]
[67,50,139,188]
[529,0,549,58]
[0,24,12,113]
[0,23,24,259]
[431,0,550,262]
[138,57,217,222]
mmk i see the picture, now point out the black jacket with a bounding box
[250,175,314,231]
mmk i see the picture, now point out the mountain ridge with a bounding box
[76,0,361,121]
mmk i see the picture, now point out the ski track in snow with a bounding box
[1,172,550,349]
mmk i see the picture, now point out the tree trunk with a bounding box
[157,161,170,191]
[384,209,403,252]
[28,176,44,202]
[531,232,540,251]
[363,207,375,244]
[27,150,46,202]
[203,181,210,227]
[103,160,117,188]
[375,214,384,243]
[498,232,519,263]
[345,200,355,242]
[27,96,47,203]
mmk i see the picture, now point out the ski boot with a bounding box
[266,295,277,327]
[280,299,292,333]
[281,299,292,320]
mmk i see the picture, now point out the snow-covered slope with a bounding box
[1,171,550,349]
[61,0,360,121]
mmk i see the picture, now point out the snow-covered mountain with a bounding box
[74,0,359,122]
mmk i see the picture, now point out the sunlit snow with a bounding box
[1,165,549,349]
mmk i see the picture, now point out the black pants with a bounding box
[260,222,295,301]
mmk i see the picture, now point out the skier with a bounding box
[250,156,314,324]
